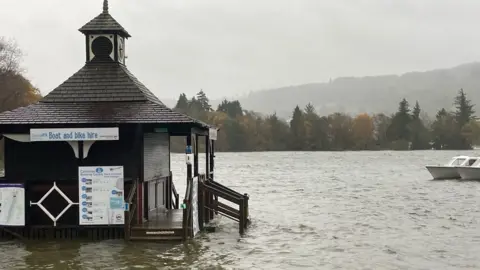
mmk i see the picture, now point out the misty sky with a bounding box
[1,0,480,101]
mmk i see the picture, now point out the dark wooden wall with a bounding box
[3,124,141,226]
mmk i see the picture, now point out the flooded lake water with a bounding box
[1,151,480,269]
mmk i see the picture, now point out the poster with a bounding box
[78,166,125,225]
[0,184,25,226]
[192,178,199,237]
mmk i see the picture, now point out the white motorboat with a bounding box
[426,156,478,180]
[457,159,480,180]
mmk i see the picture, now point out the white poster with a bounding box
[192,178,200,237]
[78,166,125,225]
[0,184,25,226]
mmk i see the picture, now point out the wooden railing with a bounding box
[199,176,250,235]
[182,178,193,240]
[124,178,138,241]
[166,172,179,210]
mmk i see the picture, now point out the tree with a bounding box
[386,98,412,148]
[431,108,457,150]
[0,37,41,113]
[409,102,431,150]
[372,113,392,149]
[0,37,23,75]
[454,88,475,128]
[217,99,243,118]
[196,90,212,112]
[174,93,189,113]
[289,106,306,150]
[412,101,421,120]
[352,113,374,150]
[265,113,289,150]
[328,113,354,150]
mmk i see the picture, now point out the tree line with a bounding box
[173,89,480,152]
[1,36,479,152]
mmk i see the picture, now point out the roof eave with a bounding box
[78,28,131,38]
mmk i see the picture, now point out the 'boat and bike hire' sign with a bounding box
[30,127,119,142]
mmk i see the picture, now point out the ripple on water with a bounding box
[2,151,480,269]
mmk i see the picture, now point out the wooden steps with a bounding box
[129,209,184,242]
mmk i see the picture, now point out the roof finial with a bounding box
[103,0,109,13]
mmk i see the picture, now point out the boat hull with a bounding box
[426,166,460,180]
[457,167,480,180]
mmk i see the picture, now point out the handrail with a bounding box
[172,181,179,209]
[125,178,138,241]
[199,178,250,235]
[204,181,243,200]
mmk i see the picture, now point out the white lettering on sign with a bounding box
[30,128,119,142]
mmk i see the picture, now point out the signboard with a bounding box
[209,128,218,141]
[0,184,25,226]
[30,127,119,142]
[78,166,125,225]
[192,178,200,237]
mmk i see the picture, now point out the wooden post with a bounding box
[211,141,218,218]
[186,134,192,179]
[244,193,249,228]
[239,199,245,235]
[198,177,204,231]
[194,134,199,177]
[204,136,210,223]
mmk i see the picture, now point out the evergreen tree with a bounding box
[196,90,212,112]
[289,106,306,150]
[408,102,430,150]
[412,101,421,120]
[387,98,411,144]
[217,99,243,118]
[452,89,476,149]
[174,93,189,112]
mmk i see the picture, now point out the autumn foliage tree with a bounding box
[0,37,41,113]
[352,113,374,150]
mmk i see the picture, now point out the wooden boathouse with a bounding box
[0,0,249,241]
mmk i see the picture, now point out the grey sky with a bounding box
[1,0,479,101]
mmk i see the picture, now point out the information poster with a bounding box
[0,184,25,226]
[78,166,125,225]
[192,178,199,237]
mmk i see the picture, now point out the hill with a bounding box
[233,62,480,119]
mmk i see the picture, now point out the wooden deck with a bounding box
[130,209,184,241]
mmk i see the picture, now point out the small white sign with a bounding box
[30,127,119,142]
[209,128,218,141]
[78,166,125,226]
[0,184,25,226]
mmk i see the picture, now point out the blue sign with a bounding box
[124,203,129,211]
[109,197,123,209]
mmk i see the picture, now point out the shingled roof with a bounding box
[42,61,161,103]
[0,1,209,128]
[79,0,131,37]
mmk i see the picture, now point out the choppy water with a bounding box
[1,151,480,270]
